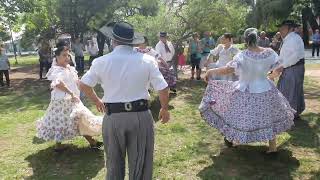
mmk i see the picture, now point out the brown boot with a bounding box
[191,69,195,79]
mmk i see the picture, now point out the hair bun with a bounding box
[244,28,258,47]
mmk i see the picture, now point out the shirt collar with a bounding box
[283,32,295,42]
[113,45,133,52]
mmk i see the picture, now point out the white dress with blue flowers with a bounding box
[37,65,102,142]
[199,48,295,143]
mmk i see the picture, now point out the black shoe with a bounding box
[170,89,177,94]
[224,137,233,148]
[54,145,67,153]
[90,141,103,149]
[196,77,201,80]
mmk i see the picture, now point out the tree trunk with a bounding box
[97,31,106,56]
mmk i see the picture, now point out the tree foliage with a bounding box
[127,0,248,46]
[55,0,159,39]
[245,0,294,31]
[0,25,10,41]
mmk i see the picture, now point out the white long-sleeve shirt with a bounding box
[46,65,80,100]
[87,44,99,56]
[227,48,280,93]
[279,32,305,68]
[210,44,240,67]
[155,40,175,62]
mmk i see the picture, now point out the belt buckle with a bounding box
[124,102,133,111]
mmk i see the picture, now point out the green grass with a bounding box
[9,54,91,68]
[0,68,319,179]
[305,63,320,70]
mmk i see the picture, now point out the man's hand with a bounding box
[275,66,284,73]
[159,108,170,124]
[71,94,80,103]
[94,98,106,113]
[79,81,105,113]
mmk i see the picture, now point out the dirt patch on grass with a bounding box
[1,65,50,96]
[305,69,320,81]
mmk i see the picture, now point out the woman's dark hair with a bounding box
[223,33,233,41]
[54,41,69,56]
[244,28,258,47]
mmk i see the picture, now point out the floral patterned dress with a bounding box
[135,47,176,88]
[199,48,295,144]
[37,65,102,142]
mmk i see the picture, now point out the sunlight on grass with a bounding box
[9,54,91,68]
[0,66,319,179]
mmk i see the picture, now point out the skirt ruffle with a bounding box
[199,80,295,144]
[159,66,176,88]
[37,99,102,142]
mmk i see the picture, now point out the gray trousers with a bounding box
[277,63,305,115]
[102,110,154,180]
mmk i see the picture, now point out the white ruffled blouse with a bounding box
[210,44,240,67]
[227,48,280,93]
[46,65,80,100]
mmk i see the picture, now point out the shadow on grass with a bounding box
[176,79,206,105]
[0,78,50,113]
[24,145,104,180]
[310,171,320,180]
[197,146,300,180]
[285,113,320,148]
[32,136,46,144]
[149,94,175,123]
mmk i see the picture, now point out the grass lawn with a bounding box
[0,63,319,179]
[9,54,91,68]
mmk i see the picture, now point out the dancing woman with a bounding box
[206,33,239,80]
[37,41,103,152]
[136,37,176,92]
[200,28,295,153]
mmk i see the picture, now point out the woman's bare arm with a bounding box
[205,66,235,82]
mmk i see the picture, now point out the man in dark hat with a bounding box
[79,22,170,179]
[155,32,177,93]
[274,20,305,119]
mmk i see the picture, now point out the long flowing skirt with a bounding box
[37,99,102,142]
[199,80,295,144]
[159,65,176,88]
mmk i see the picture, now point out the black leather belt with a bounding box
[104,99,149,115]
[290,58,304,68]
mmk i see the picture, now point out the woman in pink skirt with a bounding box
[200,28,295,154]
[178,50,186,71]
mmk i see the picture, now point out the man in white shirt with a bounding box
[155,32,177,93]
[79,22,170,180]
[155,32,175,67]
[275,20,305,119]
[86,40,99,67]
